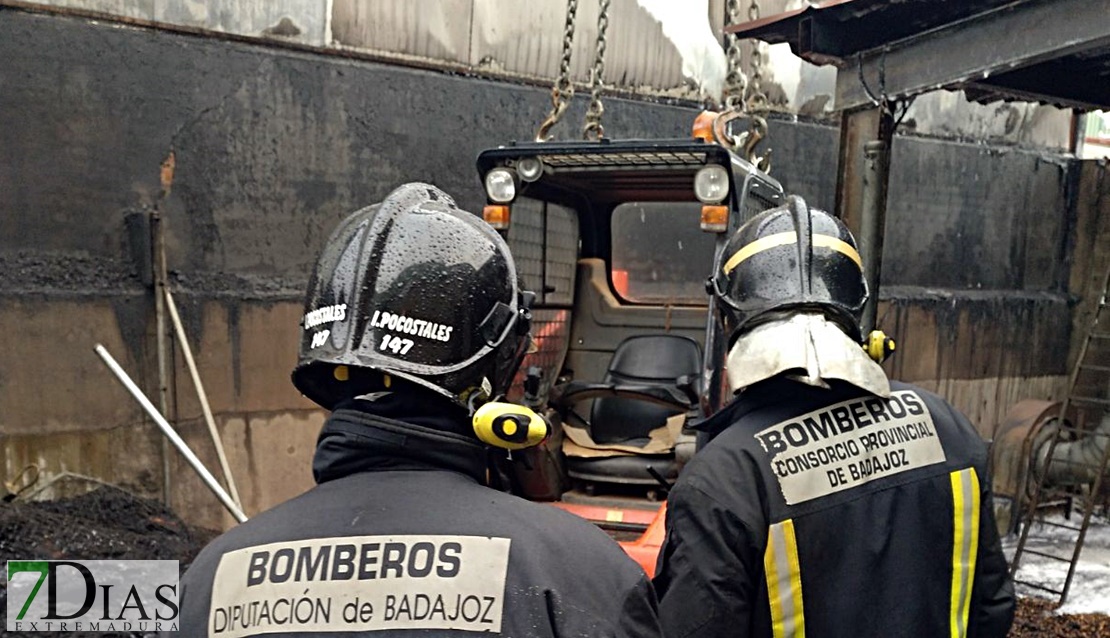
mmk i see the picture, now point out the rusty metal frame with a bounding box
[833,0,1110,112]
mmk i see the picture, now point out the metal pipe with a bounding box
[1039,411,1110,486]
[151,211,172,505]
[859,135,892,336]
[94,344,248,523]
[164,288,243,510]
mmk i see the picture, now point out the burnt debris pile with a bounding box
[0,485,216,637]
[0,485,214,563]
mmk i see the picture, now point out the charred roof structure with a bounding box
[730,0,1110,113]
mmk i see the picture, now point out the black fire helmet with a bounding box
[708,195,868,345]
[291,183,533,412]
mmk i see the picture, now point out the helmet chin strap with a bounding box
[464,387,489,414]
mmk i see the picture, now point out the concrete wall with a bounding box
[0,7,725,530]
[0,7,1096,529]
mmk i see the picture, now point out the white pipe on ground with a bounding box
[94,344,248,523]
[164,288,243,510]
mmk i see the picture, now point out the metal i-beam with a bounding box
[834,0,1110,112]
[965,61,1110,112]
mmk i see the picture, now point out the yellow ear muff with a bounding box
[864,330,896,363]
[472,402,551,450]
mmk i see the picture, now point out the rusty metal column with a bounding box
[859,136,891,335]
[151,209,172,505]
[836,107,893,336]
[152,150,176,505]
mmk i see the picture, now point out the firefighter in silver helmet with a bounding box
[653,195,1014,638]
[175,183,662,638]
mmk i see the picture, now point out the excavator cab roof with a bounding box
[476,137,783,228]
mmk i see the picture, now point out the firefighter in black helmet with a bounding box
[175,183,662,638]
[653,196,1014,638]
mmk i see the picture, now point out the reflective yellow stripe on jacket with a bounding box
[949,468,981,638]
[765,519,805,638]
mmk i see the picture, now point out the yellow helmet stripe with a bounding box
[721,231,863,275]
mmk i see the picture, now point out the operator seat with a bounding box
[565,334,702,489]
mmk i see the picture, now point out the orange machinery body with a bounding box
[551,502,668,575]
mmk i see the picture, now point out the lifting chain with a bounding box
[718,0,770,172]
[536,0,579,142]
[744,0,770,171]
[722,0,747,112]
[745,0,768,114]
[582,0,611,140]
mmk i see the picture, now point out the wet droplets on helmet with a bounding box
[291,182,533,412]
[708,194,868,345]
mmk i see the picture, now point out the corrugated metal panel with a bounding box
[25,0,329,45]
[31,0,153,20]
[606,0,718,92]
[472,0,723,93]
[470,0,587,80]
[155,0,329,47]
[331,0,474,64]
[25,0,728,98]
[591,0,685,91]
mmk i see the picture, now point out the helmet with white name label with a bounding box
[708,195,868,345]
[292,183,533,411]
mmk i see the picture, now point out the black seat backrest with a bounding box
[589,334,703,445]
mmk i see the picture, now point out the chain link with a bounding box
[722,0,747,111]
[745,0,767,113]
[583,0,610,140]
[536,0,579,141]
[721,0,771,171]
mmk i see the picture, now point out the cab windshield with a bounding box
[610,202,716,306]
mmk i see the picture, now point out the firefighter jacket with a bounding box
[654,378,1015,638]
[175,392,662,638]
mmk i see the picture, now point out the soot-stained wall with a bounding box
[0,8,1084,527]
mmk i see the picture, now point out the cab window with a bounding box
[504,197,578,306]
[610,202,716,305]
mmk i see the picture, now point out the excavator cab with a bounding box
[476,128,784,561]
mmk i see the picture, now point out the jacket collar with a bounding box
[693,377,875,443]
[312,392,488,485]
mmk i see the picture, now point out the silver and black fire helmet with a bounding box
[708,194,868,344]
[291,183,533,411]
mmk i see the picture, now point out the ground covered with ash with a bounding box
[0,486,216,637]
[1012,597,1110,637]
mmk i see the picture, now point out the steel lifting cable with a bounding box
[536,0,579,142]
[582,0,611,140]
